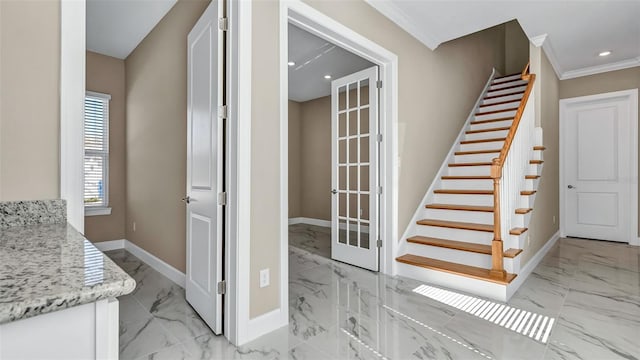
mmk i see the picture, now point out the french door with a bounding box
[331,66,380,271]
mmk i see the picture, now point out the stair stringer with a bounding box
[395,68,497,275]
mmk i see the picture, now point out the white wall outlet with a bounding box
[259,268,270,288]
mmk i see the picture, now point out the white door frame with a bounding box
[559,89,639,246]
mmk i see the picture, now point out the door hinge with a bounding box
[218,192,227,206]
[377,134,383,142]
[377,239,382,248]
[378,186,383,194]
[217,280,227,295]
[219,105,228,119]
[218,17,228,31]
[376,80,382,89]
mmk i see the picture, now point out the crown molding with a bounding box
[530,34,547,47]
[560,56,640,80]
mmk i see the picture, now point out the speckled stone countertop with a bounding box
[0,223,136,324]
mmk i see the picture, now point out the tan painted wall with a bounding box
[0,0,60,201]
[288,100,302,218]
[125,0,210,272]
[251,0,507,317]
[85,51,126,242]
[504,20,529,75]
[521,48,560,265]
[559,66,640,236]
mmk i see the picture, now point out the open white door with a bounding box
[331,66,380,271]
[561,90,638,243]
[185,0,223,334]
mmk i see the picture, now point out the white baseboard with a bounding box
[92,238,186,288]
[507,230,560,299]
[288,217,330,227]
[244,308,288,345]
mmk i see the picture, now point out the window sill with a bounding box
[85,207,112,217]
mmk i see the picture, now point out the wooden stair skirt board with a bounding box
[466,126,511,134]
[530,160,544,164]
[426,203,493,212]
[484,91,525,101]
[534,146,546,151]
[396,254,517,285]
[525,175,540,179]
[509,227,528,235]
[521,190,537,195]
[434,189,493,195]
[407,236,522,258]
[460,137,506,144]
[515,208,533,214]
[470,117,513,125]
[417,219,493,232]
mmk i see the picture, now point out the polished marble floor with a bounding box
[106,229,640,359]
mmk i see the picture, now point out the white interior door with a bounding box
[331,66,379,271]
[185,0,223,334]
[561,90,638,243]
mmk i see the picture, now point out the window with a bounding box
[84,91,111,216]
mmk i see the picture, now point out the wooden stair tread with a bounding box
[449,162,492,167]
[475,107,519,116]
[521,190,537,195]
[515,208,533,214]
[525,175,540,179]
[442,175,492,180]
[466,126,511,134]
[510,227,528,235]
[534,146,546,151]
[494,72,522,80]
[460,137,506,144]
[486,83,528,93]
[407,236,522,258]
[479,99,521,108]
[396,254,517,285]
[417,219,493,232]
[470,117,513,125]
[530,160,544,164]
[426,203,494,212]
[434,189,493,195]
[484,91,525,100]
[455,149,501,155]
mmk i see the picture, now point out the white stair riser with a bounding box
[396,262,509,302]
[454,152,500,163]
[519,193,537,208]
[448,165,492,176]
[530,164,542,174]
[493,74,521,84]
[470,119,513,131]
[414,225,494,244]
[489,80,527,91]
[485,86,527,97]
[459,140,505,152]
[465,129,510,141]
[405,242,515,272]
[533,150,543,160]
[475,110,517,122]
[478,101,521,113]
[434,193,494,206]
[482,93,523,105]
[441,179,493,190]
[423,208,494,224]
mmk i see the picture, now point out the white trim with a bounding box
[226,0,252,346]
[246,308,287,342]
[92,239,125,252]
[125,240,186,288]
[85,91,111,101]
[560,57,640,80]
[529,34,547,47]
[288,217,330,227]
[506,230,560,299]
[60,0,86,234]
[85,206,112,216]
[559,89,639,246]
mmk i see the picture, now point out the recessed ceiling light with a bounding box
[324,75,332,79]
[599,51,611,57]
[288,61,295,66]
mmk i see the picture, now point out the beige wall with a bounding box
[252,0,507,318]
[504,20,529,75]
[125,0,210,272]
[0,0,60,201]
[288,100,302,218]
[521,47,560,265]
[85,51,126,242]
[559,66,640,236]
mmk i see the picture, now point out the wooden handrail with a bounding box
[489,63,535,280]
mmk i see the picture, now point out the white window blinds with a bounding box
[84,92,111,207]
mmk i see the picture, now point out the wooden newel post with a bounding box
[490,158,506,279]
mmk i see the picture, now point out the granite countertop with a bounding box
[0,223,136,324]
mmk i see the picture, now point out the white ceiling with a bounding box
[288,24,375,102]
[365,0,640,79]
[86,0,177,59]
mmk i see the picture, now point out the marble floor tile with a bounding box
[289,224,332,259]
[508,271,570,317]
[119,318,179,360]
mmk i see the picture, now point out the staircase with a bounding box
[396,65,543,301]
